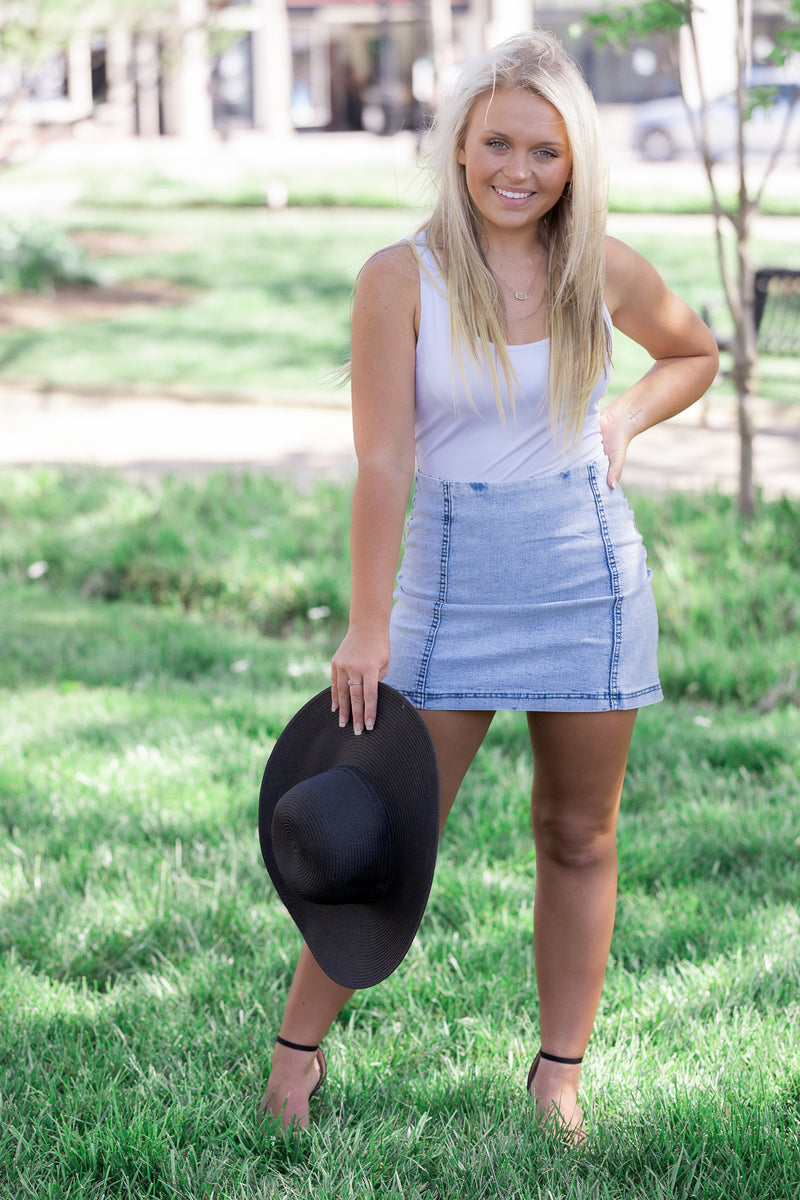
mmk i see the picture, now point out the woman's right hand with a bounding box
[331,628,390,736]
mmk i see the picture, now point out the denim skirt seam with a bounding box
[414,478,451,701]
[588,460,624,710]
[398,682,663,709]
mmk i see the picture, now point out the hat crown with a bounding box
[271,765,392,905]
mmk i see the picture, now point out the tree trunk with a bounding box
[733,362,757,521]
[730,231,757,520]
[732,0,758,521]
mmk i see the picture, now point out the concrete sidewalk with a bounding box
[2,383,798,497]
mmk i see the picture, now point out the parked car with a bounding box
[632,73,800,161]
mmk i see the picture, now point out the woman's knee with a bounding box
[532,802,619,870]
[527,710,632,868]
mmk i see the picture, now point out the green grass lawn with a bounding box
[0,204,798,406]
[1,468,799,1198]
[0,206,411,395]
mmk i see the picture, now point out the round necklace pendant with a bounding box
[514,291,528,301]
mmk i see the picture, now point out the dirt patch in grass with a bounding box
[0,278,197,328]
[0,228,199,328]
[69,230,196,257]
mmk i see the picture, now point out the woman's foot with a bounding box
[527,1050,586,1146]
[258,1036,326,1131]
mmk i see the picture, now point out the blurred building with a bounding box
[0,0,792,143]
[285,0,681,136]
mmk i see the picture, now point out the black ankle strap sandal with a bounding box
[275,1034,327,1100]
[527,1048,584,1091]
[276,1034,319,1053]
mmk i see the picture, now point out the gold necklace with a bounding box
[491,260,544,302]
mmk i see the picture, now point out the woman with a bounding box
[262,29,718,1139]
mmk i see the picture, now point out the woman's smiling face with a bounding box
[457,87,573,238]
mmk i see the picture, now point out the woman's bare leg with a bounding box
[420,709,495,834]
[259,943,355,1128]
[262,709,495,1127]
[526,708,637,1140]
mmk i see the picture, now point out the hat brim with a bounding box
[259,683,440,989]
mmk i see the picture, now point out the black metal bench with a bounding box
[705,268,800,356]
[753,268,800,354]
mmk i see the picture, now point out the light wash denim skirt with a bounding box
[384,460,663,712]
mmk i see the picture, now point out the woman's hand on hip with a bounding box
[331,629,390,735]
[599,404,640,490]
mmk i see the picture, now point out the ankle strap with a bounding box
[539,1049,583,1065]
[276,1034,319,1053]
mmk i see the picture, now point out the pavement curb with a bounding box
[0,379,348,410]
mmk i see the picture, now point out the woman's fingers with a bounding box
[331,671,377,735]
[331,636,389,735]
[606,449,623,490]
[346,678,366,735]
[331,672,348,726]
[362,679,378,733]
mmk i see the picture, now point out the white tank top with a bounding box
[414,239,610,481]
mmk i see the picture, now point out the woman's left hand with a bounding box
[599,404,639,490]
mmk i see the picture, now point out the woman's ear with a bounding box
[457,145,466,165]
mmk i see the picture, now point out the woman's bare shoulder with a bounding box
[359,240,420,289]
[354,240,420,328]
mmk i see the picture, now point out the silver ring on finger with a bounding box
[347,679,363,687]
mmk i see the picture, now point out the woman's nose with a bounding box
[504,153,530,182]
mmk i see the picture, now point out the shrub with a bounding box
[0,220,98,293]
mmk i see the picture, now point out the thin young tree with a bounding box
[588,0,800,518]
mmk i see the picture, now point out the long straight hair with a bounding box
[418,30,611,442]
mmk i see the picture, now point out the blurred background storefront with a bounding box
[0,0,793,146]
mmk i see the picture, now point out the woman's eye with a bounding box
[486,138,508,150]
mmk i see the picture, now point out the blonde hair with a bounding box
[419,29,611,442]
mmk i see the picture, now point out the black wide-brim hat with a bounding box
[259,682,440,989]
